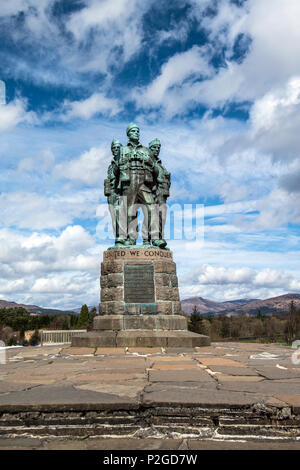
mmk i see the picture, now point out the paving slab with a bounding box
[98,358,147,367]
[150,356,194,362]
[148,369,215,383]
[0,383,138,407]
[187,440,300,450]
[74,382,147,398]
[2,437,298,450]
[217,375,264,382]
[144,382,217,394]
[61,347,95,356]
[151,363,200,370]
[95,348,125,355]
[127,348,163,355]
[68,372,146,384]
[196,357,247,367]
[207,366,259,376]
[275,395,300,414]
[166,348,199,354]
[255,366,300,380]
[0,381,39,393]
[0,438,42,449]
[143,388,262,406]
[7,347,61,359]
[39,438,183,450]
[219,380,300,395]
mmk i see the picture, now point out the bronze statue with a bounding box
[104,139,122,241]
[149,138,170,246]
[105,124,171,249]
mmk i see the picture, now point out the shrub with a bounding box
[29,330,40,346]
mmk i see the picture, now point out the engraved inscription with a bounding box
[124,264,155,303]
[104,249,173,260]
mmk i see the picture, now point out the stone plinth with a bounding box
[71,247,210,348]
[99,248,182,316]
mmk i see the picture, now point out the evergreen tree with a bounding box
[256,308,264,320]
[77,304,89,328]
[189,306,202,333]
[285,301,298,344]
[220,316,231,338]
[88,306,97,326]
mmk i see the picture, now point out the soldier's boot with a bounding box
[152,239,167,249]
[143,238,151,248]
[114,237,126,247]
[124,237,136,246]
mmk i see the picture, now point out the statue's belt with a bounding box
[126,169,153,173]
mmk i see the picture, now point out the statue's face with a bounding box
[111,143,121,158]
[150,144,161,158]
[128,127,139,142]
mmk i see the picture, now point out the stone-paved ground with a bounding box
[0,342,300,449]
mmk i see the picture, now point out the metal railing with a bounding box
[40,330,87,345]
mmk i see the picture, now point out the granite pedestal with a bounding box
[71,248,210,348]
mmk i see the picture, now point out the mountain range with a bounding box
[1,293,300,317]
[0,300,77,316]
[181,293,300,316]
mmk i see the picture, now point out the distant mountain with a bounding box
[1,293,299,318]
[181,296,260,315]
[225,293,300,317]
[0,299,77,316]
[181,294,300,317]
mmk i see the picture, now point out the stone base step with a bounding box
[71,330,210,348]
[93,314,188,331]
[0,407,299,440]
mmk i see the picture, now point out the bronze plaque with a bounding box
[124,264,155,303]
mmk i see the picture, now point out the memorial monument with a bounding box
[72,124,210,347]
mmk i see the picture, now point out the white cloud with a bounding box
[55,145,110,185]
[0,99,36,133]
[62,93,121,120]
[0,225,101,308]
[0,189,101,230]
[0,0,32,17]
[248,77,300,162]
[0,279,29,294]
[18,149,55,173]
[180,263,300,301]
[194,264,254,285]
[0,0,154,87]
[133,45,213,115]
[253,189,300,230]
[192,0,300,105]
[133,0,300,117]
[31,276,89,294]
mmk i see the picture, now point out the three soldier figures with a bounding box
[104,123,171,249]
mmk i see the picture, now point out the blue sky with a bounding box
[0,0,300,309]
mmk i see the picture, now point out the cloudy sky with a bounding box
[0,0,300,309]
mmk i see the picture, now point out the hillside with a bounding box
[181,294,300,316]
[224,293,300,317]
[1,293,300,318]
[0,300,76,316]
[181,297,259,315]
